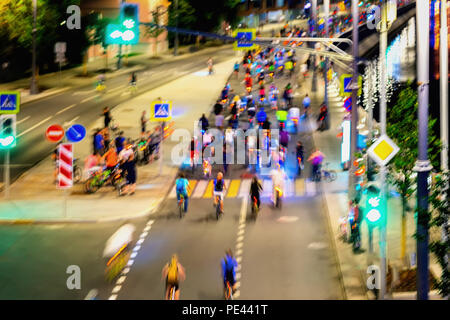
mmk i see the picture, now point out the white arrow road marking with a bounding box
[56,104,76,115]
[17,116,53,138]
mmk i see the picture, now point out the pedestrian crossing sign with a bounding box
[0,92,20,114]
[233,29,257,51]
[339,74,362,97]
[151,101,172,122]
[367,134,399,166]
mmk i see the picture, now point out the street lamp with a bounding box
[30,0,38,95]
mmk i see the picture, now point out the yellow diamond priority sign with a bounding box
[367,134,399,166]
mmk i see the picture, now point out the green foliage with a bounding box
[428,172,450,298]
[85,13,112,50]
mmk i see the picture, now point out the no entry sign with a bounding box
[46,124,65,142]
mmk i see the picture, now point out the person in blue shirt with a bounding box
[221,249,238,293]
[256,106,267,125]
[175,173,190,212]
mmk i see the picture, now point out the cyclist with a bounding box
[213,172,227,214]
[302,93,311,116]
[249,176,263,210]
[199,113,209,134]
[269,84,279,110]
[103,222,135,263]
[97,73,105,87]
[308,148,325,181]
[101,143,119,176]
[162,254,186,300]
[233,61,240,79]
[221,249,238,294]
[175,173,190,212]
[270,164,286,204]
[130,72,137,86]
[296,140,304,174]
[256,106,267,127]
[276,108,288,130]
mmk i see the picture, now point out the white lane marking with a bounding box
[80,95,98,104]
[112,286,122,294]
[169,184,177,199]
[116,276,126,285]
[84,289,98,300]
[107,219,156,299]
[140,231,148,238]
[233,197,248,300]
[17,116,53,137]
[73,89,95,95]
[239,179,251,198]
[63,116,79,127]
[56,104,76,115]
[16,116,30,125]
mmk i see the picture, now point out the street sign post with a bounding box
[150,101,172,122]
[340,74,362,97]
[151,100,172,176]
[58,143,73,189]
[65,124,86,143]
[367,134,399,166]
[0,92,20,114]
[233,29,257,51]
[0,114,17,199]
[46,124,65,143]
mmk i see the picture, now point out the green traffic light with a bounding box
[0,135,15,148]
[366,208,381,223]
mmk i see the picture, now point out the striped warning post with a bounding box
[58,143,73,188]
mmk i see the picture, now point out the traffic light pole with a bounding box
[3,150,10,199]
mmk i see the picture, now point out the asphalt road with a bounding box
[0,46,237,184]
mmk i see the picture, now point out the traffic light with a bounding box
[365,185,382,225]
[120,3,139,45]
[0,114,16,149]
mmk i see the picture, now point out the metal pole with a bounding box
[378,1,388,300]
[159,122,164,176]
[415,0,431,300]
[117,45,122,69]
[440,0,448,172]
[30,0,38,95]
[312,0,317,33]
[324,0,329,110]
[439,0,449,299]
[349,0,359,200]
[4,150,10,199]
[174,0,179,56]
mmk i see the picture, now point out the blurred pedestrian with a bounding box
[103,107,112,129]
[141,111,148,137]
[121,152,137,196]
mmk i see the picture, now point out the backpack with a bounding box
[224,258,234,280]
[214,179,223,191]
[167,260,178,283]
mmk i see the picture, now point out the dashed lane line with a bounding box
[234,197,248,299]
[56,104,76,115]
[17,116,53,138]
[107,219,155,300]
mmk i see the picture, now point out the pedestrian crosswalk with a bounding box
[168,178,317,199]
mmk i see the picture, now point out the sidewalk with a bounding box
[0,55,237,223]
[306,69,443,299]
[0,43,232,105]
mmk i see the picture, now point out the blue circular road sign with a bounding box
[66,124,86,143]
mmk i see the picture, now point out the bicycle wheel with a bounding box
[84,177,99,194]
[169,286,176,300]
[179,199,184,219]
[73,166,82,184]
[328,170,337,182]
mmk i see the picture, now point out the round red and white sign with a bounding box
[46,124,65,142]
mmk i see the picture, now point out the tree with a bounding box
[387,82,441,264]
[145,8,166,56]
[85,13,113,71]
[429,172,450,298]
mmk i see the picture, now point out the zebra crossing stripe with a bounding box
[227,180,241,198]
[187,180,197,197]
[224,179,230,196]
[262,179,272,198]
[192,180,208,198]
[203,180,214,198]
[305,180,316,196]
[296,178,305,196]
[238,179,251,198]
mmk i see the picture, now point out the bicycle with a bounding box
[84,164,122,194]
[320,163,337,182]
[215,195,223,220]
[224,281,234,300]
[72,159,82,184]
[273,186,282,209]
[168,284,177,300]
[128,82,137,94]
[178,194,185,219]
[251,195,259,219]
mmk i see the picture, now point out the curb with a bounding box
[0,200,161,225]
